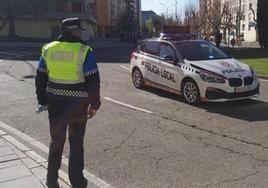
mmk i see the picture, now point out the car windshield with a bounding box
[175,41,230,61]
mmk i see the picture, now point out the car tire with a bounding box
[182,79,201,105]
[132,68,144,89]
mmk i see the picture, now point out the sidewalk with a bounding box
[0,129,70,188]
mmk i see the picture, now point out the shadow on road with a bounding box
[202,99,268,122]
[0,47,134,63]
[94,47,134,63]
[141,86,268,122]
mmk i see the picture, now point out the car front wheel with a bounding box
[182,79,201,105]
[132,68,144,89]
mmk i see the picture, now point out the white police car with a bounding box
[130,38,260,105]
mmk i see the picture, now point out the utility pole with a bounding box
[236,0,242,38]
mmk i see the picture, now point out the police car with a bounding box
[130,35,260,105]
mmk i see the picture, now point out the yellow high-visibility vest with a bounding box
[42,41,91,84]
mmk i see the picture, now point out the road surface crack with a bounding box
[205,170,260,186]
[157,113,268,150]
[103,129,137,153]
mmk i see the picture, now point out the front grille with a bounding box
[205,85,260,100]
[244,76,254,86]
[229,78,243,87]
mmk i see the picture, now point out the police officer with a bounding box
[35,18,101,188]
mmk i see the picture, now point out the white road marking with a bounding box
[104,97,154,114]
[260,79,268,82]
[0,51,35,61]
[0,51,25,56]
[0,121,114,188]
[20,52,34,55]
[120,65,130,71]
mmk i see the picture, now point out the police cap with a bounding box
[61,18,86,32]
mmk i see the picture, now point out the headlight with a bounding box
[250,66,258,80]
[200,72,225,83]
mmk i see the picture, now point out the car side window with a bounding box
[140,41,160,56]
[159,43,175,59]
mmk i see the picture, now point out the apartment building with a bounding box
[0,0,97,40]
[96,0,126,37]
[221,0,257,42]
[96,0,141,37]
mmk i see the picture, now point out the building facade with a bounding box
[199,0,222,38]
[221,0,257,42]
[96,0,126,37]
[0,0,97,40]
[141,10,158,25]
[96,0,141,37]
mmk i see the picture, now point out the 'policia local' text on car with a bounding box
[130,37,260,105]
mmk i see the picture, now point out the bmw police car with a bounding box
[130,35,260,105]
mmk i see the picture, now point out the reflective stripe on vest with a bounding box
[42,42,91,84]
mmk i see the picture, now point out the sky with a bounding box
[141,0,198,16]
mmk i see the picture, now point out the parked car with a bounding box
[130,37,260,105]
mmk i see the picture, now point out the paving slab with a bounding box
[0,129,71,187]
[31,166,47,180]
[0,146,14,157]
[0,159,22,169]
[0,165,32,183]
[22,157,40,169]
[0,176,44,188]
[0,139,6,147]
[0,154,18,163]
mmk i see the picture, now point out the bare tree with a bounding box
[174,0,179,25]
[221,2,236,44]
[249,5,258,41]
[184,4,202,33]
[235,0,244,39]
[160,3,172,18]
[0,0,49,38]
[205,0,224,34]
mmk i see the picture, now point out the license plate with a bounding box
[235,86,252,93]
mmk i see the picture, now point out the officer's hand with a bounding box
[87,107,98,119]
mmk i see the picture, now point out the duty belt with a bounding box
[47,87,88,98]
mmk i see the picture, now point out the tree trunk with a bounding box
[7,0,16,38]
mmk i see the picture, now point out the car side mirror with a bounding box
[163,55,178,65]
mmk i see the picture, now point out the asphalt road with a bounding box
[0,47,268,188]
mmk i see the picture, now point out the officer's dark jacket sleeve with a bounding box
[35,57,48,105]
[83,50,101,110]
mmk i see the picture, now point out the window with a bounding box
[159,43,175,59]
[175,41,230,61]
[249,3,252,10]
[242,24,245,31]
[140,41,160,56]
[248,13,252,21]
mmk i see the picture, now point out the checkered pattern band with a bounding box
[63,25,79,31]
[47,87,88,98]
[38,68,48,73]
[85,68,98,76]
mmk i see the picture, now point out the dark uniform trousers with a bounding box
[47,95,89,186]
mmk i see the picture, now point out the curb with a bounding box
[0,121,114,188]
[0,129,71,187]
[258,75,268,80]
